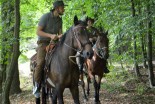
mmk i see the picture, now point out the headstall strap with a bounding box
[72,25,86,31]
[72,25,86,52]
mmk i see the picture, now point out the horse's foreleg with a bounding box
[52,88,57,104]
[86,77,90,96]
[57,86,64,104]
[41,86,46,104]
[70,86,80,104]
[95,76,103,103]
[80,73,88,101]
[92,76,98,103]
[52,87,65,104]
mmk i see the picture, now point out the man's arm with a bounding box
[37,26,58,40]
[57,28,63,38]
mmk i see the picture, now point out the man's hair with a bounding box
[50,1,67,11]
[88,17,95,24]
[53,1,67,9]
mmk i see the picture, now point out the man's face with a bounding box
[57,6,65,15]
[87,20,93,27]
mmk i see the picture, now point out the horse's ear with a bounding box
[74,15,79,26]
[105,30,108,36]
[99,26,103,32]
[85,16,88,23]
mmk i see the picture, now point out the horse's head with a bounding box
[95,31,109,59]
[72,15,93,59]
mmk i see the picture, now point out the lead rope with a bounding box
[64,42,81,64]
[64,30,83,64]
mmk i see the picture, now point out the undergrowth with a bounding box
[101,65,155,96]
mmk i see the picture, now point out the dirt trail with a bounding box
[10,71,155,104]
[11,58,155,104]
[10,77,119,104]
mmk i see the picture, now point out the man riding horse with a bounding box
[33,1,67,98]
[76,17,109,74]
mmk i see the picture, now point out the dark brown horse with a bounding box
[40,15,94,104]
[81,31,109,104]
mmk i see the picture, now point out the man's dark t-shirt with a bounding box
[38,12,62,41]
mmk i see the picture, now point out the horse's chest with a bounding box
[93,59,105,69]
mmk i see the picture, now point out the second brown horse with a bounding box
[81,30,109,104]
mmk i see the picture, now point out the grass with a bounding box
[102,65,155,95]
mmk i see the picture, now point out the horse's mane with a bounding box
[59,26,72,46]
[59,20,87,46]
[78,20,87,26]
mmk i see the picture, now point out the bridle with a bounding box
[93,36,108,59]
[64,25,92,64]
[64,25,91,53]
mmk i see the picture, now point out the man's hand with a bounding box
[50,34,59,40]
[89,38,93,42]
[58,34,63,39]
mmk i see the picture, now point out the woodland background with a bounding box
[0,0,155,104]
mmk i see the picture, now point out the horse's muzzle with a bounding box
[82,50,94,59]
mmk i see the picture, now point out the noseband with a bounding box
[94,41,108,59]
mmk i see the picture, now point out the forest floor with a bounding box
[9,60,155,104]
[9,48,155,104]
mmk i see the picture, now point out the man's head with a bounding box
[53,1,67,15]
[87,17,95,27]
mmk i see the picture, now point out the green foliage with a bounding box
[0,0,154,68]
[102,67,149,95]
[19,54,29,63]
[20,76,32,90]
[0,1,15,65]
[20,0,52,40]
[136,83,147,95]
[102,68,129,93]
[18,0,155,64]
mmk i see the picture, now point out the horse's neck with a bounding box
[93,45,102,61]
[58,30,76,59]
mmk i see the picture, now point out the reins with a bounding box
[93,43,108,59]
[64,25,90,64]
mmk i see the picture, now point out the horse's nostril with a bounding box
[83,51,94,59]
[86,52,90,56]
[88,51,94,59]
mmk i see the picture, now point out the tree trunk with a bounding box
[137,0,147,68]
[0,70,2,93]
[130,0,140,77]
[0,69,2,101]
[1,3,15,103]
[2,0,20,103]
[10,62,21,94]
[141,33,147,68]
[146,2,155,87]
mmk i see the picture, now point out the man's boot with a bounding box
[33,82,40,98]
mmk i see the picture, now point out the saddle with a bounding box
[30,43,56,72]
[30,53,37,72]
[44,43,56,72]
